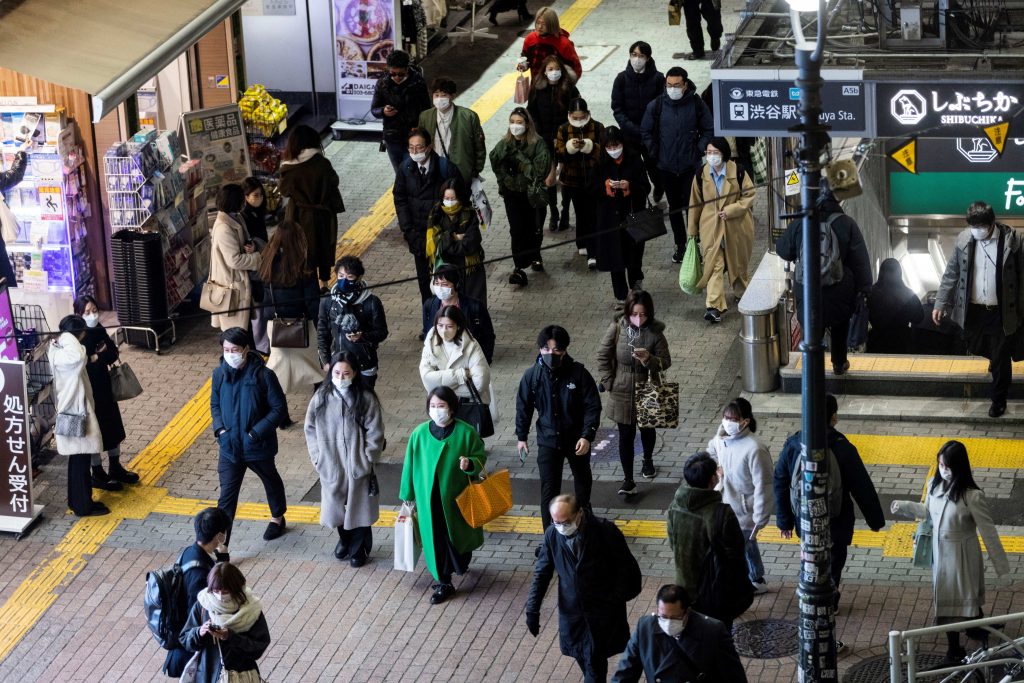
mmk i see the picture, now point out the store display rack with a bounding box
[12,304,56,463]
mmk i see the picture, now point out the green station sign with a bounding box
[889,172,1024,216]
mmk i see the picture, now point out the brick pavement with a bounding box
[1,0,1024,680]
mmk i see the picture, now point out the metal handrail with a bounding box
[889,612,1024,682]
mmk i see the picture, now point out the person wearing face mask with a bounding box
[400,386,487,604]
[517,8,582,81]
[641,66,714,264]
[208,184,262,332]
[773,394,885,641]
[611,584,748,683]
[420,265,495,362]
[317,256,389,388]
[527,54,580,232]
[304,353,384,567]
[489,108,552,285]
[371,50,431,172]
[516,325,602,530]
[210,327,288,558]
[596,290,670,496]
[239,177,269,244]
[705,399,773,594]
[687,137,756,324]
[525,494,641,683]
[179,562,271,683]
[591,126,652,302]
[554,97,604,266]
[611,41,666,204]
[162,507,231,677]
[891,441,1009,665]
[48,315,109,517]
[418,78,486,187]
[419,306,492,436]
[394,128,460,302]
[425,179,487,303]
[72,295,138,491]
[933,200,1024,418]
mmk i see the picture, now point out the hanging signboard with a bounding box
[713,79,869,137]
[332,0,398,129]
[876,82,1024,138]
[180,105,253,212]
[0,359,42,537]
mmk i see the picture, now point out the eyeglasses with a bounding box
[629,51,646,58]
[408,144,428,152]
[389,70,408,80]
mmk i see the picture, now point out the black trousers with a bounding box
[338,526,373,555]
[827,317,850,369]
[574,653,608,683]
[682,0,723,54]
[413,252,433,303]
[831,540,848,610]
[660,168,696,248]
[617,422,656,481]
[504,192,544,268]
[537,445,593,529]
[638,144,663,198]
[217,455,288,545]
[967,304,1013,404]
[67,452,95,516]
[547,186,561,221]
[562,185,597,252]
[609,239,646,300]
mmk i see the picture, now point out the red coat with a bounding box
[521,29,583,81]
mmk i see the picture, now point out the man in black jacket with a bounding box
[421,265,495,362]
[610,41,666,202]
[526,494,641,683]
[612,584,747,683]
[393,128,460,302]
[162,507,230,676]
[516,325,602,529]
[775,181,872,375]
[316,256,389,387]
[371,50,432,172]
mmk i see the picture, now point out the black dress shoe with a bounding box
[989,401,1007,418]
[108,464,140,484]
[84,502,110,516]
[488,11,498,24]
[91,476,123,492]
[263,518,286,541]
[350,548,369,568]
[334,540,350,560]
[508,269,528,286]
[429,583,456,604]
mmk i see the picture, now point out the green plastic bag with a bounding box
[678,237,703,295]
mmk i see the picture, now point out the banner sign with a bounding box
[876,82,1024,138]
[180,105,252,212]
[332,0,398,127]
[714,80,868,137]
[0,360,31,518]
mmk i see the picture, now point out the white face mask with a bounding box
[437,326,457,342]
[971,226,992,241]
[606,146,623,159]
[722,419,742,436]
[433,97,452,111]
[212,592,230,604]
[569,116,590,128]
[553,520,578,537]
[939,465,953,482]
[83,313,99,328]
[546,69,562,83]
[509,123,526,137]
[410,151,428,164]
[706,153,722,169]
[332,377,352,392]
[658,616,686,637]
[442,199,459,208]
[223,351,245,369]
[630,56,647,72]
[666,86,684,101]
[429,406,451,427]
[434,285,453,300]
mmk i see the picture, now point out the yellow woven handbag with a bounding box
[456,468,513,528]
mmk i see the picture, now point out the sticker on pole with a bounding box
[784,169,801,196]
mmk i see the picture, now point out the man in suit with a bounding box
[612,584,748,683]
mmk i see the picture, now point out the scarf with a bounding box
[196,586,263,633]
[280,148,320,166]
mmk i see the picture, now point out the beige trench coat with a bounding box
[686,160,756,290]
[209,211,261,331]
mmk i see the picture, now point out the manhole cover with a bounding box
[843,652,945,682]
[733,618,799,658]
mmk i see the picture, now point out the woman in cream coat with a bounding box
[419,305,491,433]
[209,184,262,332]
[891,440,1009,663]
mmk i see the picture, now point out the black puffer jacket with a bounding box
[611,59,666,145]
[515,354,601,450]
[315,283,389,370]
[370,65,432,142]
[527,73,580,145]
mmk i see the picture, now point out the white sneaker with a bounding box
[578,248,587,256]
[751,580,768,595]
[587,258,597,270]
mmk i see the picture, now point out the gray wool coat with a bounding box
[595,317,671,426]
[304,388,384,529]
[898,486,1009,620]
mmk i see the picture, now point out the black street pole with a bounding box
[792,6,837,681]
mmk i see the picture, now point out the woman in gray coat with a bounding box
[596,289,671,496]
[304,351,385,567]
[892,440,1009,663]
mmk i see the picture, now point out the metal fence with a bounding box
[889,612,1024,682]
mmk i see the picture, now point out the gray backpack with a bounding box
[789,448,844,520]
[794,213,844,286]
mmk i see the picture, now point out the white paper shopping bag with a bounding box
[393,502,421,572]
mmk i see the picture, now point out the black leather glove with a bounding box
[525,612,540,637]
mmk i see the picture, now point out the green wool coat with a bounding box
[399,419,487,580]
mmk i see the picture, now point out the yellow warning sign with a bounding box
[983,122,1009,155]
[784,169,801,196]
[890,139,917,174]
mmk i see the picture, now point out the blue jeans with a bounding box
[384,139,407,173]
[741,527,766,583]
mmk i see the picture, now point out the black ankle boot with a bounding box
[91,466,122,491]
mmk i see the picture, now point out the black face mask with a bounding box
[541,353,563,369]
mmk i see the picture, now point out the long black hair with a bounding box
[314,351,378,418]
[725,398,757,433]
[931,440,980,503]
[431,305,469,347]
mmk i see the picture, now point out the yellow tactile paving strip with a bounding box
[791,355,1024,374]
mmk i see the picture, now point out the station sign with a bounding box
[714,79,868,137]
[876,82,1024,138]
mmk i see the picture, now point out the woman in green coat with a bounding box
[400,385,487,604]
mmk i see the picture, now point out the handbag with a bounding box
[179,650,202,683]
[55,412,86,438]
[200,279,238,315]
[634,370,679,429]
[912,517,933,569]
[456,467,513,528]
[513,73,530,104]
[0,191,21,242]
[394,502,421,572]
[110,362,144,401]
[218,642,267,683]
[847,294,869,350]
[456,378,494,438]
[678,236,703,295]
[625,204,667,243]
[668,2,682,25]
[268,285,309,349]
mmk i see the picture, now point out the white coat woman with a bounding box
[419,305,491,434]
[209,184,262,332]
[304,353,384,568]
[891,440,1009,663]
[48,316,106,516]
[706,398,773,592]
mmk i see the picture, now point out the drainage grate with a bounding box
[733,618,799,659]
[843,652,946,683]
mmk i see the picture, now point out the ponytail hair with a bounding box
[727,397,757,433]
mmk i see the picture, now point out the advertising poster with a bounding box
[0,287,18,362]
[180,105,252,212]
[0,359,31,519]
[332,0,397,125]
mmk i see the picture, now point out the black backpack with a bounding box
[144,551,202,650]
[693,504,754,622]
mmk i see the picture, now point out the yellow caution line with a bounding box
[129,379,213,486]
[852,433,1024,469]
[791,356,1024,374]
